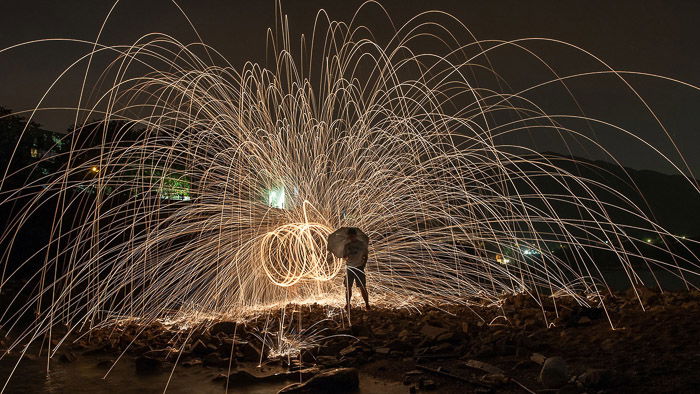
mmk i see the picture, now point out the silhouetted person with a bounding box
[326,227,371,311]
[343,228,370,311]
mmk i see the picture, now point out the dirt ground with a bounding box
[353,288,700,393]
[5,287,700,393]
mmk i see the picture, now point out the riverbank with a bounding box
[2,287,699,393]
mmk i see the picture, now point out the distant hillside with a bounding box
[515,152,700,239]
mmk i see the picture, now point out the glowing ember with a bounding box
[0,3,698,374]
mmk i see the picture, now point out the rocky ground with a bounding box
[4,287,700,393]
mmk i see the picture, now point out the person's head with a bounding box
[347,227,357,239]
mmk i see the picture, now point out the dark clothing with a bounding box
[345,263,367,292]
[330,226,370,309]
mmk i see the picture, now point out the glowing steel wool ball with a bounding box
[260,222,344,287]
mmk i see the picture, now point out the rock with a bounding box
[464,359,504,375]
[577,368,614,387]
[226,368,318,387]
[577,316,592,325]
[212,373,228,383]
[59,351,78,363]
[681,301,699,309]
[626,286,658,305]
[420,324,449,341]
[530,352,546,365]
[461,322,470,334]
[539,356,569,389]
[429,342,453,354]
[600,338,615,351]
[434,331,455,342]
[316,355,340,367]
[419,378,437,390]
[210,321,237,336]
[339,345,363,357]
[294,367,321,380]
[278,368,359,393]
[403,370,422,385]
[181,358,203,367]
[203,352,235,368]
[298,349,318,364]
[287,359,308,371]
[317,339,350,356]
[350,325,373,338]
[481,373,509,386]
[375,347,391,355]
[190,339,213,355]
[240,342,263,361]
[135,355,162,374]
[218,337,240,354]
[387,339,412,352]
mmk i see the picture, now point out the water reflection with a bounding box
[1,354,405,393]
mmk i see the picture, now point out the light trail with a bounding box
[0,2,699,387]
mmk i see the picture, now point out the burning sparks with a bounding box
[0,2,699,383]
[260,221,343,287]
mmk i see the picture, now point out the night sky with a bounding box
[1,0,699,175]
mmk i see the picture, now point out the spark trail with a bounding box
[0,1,699,378]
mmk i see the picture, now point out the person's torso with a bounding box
[344,239,367,267]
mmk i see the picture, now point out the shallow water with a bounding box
[1,354,243,393]
[0,354,405,393]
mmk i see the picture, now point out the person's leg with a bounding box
[357,266,370,310]
[345,266,356,311]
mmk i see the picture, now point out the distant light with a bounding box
[496,254,510,265]
[522,248,540,256]
[90,166,99,173]
[681,236,686,240]
[646,238,652,243]
[267,186,286,209]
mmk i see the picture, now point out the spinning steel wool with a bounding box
[1,2,699,374]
